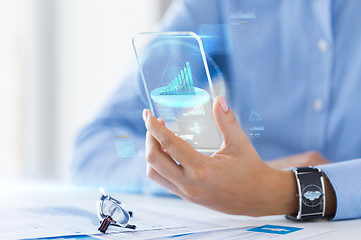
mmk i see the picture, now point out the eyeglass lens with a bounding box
[101,198,130,225]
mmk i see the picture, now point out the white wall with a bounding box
[0,0,22,178]
[0,0,171,181]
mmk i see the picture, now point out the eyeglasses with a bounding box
[97,188,136,233]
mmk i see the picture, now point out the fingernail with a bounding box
[142,109,149,122]
[218,96,229,112]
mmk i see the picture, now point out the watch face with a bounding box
[302,184,323,207]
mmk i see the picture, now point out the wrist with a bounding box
[261,167,298,216]
[260,167,336,218]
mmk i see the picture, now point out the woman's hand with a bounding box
[143,96,298,217]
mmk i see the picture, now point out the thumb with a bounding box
[213,96,247,148]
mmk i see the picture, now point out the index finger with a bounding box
[143,109,202,167]
[145,128,184,185]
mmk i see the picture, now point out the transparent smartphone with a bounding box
[132,32,223,155]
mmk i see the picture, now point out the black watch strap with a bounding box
[286,167,326,221]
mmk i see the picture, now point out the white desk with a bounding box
[0,182,360,239]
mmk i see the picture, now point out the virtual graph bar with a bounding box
[159,62,195,95]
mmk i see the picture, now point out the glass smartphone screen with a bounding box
[133,32,223,155]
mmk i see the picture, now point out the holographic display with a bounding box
[116,141,136,158]
[158,62,195,95]
[115,135,136,158]
[249,109,262,121]
[249,109,264,138]
[150,62,210,109]
[133,32,223,154]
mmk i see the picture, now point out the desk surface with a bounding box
[0,181,360,239]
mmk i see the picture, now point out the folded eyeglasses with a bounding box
[97,188,136,233]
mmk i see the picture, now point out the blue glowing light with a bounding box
[151,87,210,108]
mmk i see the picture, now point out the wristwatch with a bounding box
[286,167,326,221]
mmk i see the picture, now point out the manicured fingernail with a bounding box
[218,96,229,112]
[142,109,149,122]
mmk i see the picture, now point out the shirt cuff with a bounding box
[318,159,361,220]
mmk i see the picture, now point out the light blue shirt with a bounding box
[72,0,361,220]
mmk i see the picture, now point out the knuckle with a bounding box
[158,135,171,149]
[145,152,156,165]
[192,168,208,182]
[229,114,239,126]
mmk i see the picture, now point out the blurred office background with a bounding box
[0,0,172,182]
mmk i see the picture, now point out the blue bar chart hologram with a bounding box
[159,62,195,95]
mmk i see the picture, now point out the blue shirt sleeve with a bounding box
[319,159,361,220]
